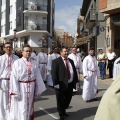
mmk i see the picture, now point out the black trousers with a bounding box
[108,59,115,78]
[55,82,73,116]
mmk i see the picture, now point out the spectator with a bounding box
[97,49,107,79]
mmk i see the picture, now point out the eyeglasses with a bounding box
[4,46,12,49]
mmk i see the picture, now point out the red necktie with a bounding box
[64,59,71,80]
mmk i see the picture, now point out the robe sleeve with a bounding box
[83,57,88,77]
[37,54,40,67]
[47,55,52,70]
[35,67,46,96]
[10,61,20,98]
[113,62,118,80]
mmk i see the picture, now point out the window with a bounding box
[1,0,6,5]
[10,5,13,14]
[4,24,6,32]
[14,19,16,27]
[1,26,3,33]
[1,10,6,19]
[10,21,12,29]
[43,17,47,24]
[1,24,5,33]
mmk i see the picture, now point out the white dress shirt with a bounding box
[54,56,74,89]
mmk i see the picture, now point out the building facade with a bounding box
[99,0,120,57]
[0,0,55,53]
[78,0,106,56]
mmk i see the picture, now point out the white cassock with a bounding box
[0,54,19,120]
[82,55,99,101]
[68,53,83,92]
[10,57,46,120]
[113,57,120,80]
[47,53,60,86]
[30,52,37,61]
[37,52,48,82]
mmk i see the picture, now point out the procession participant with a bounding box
[94,70,120,120]
[113,57,120,80]
[31,51,37,60]
[51,47,79,120]
[47,47,60,87]
[37,48,48,82]
[82,48,99,102]
[68,47,82,92]
[0,42,19,120]
[106,48,116,78]
[10,44,46,120]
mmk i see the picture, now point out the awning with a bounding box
[76,34,93,45]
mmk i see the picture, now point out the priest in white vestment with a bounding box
[68,47,82,92]
[37,48,48,82]
[10,45,46,120]
[47,48,60,87]
[30,52,37,60]
[82,48,99,102]
[113,57,120,80]
[0,42,19,120]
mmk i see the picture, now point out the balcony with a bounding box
[24,3,48,14]
[99,0,120,14]
[86,9,96,29]
[24,24,47,31]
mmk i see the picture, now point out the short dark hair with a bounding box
[3,42,12,48]
[89,47,95,51]
[72,46,77,49]
[99,49,103,52]
[22,44,32,51]
[60,47,68,52]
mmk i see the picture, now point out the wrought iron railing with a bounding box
[24,3,47,11]
[24,24,47,30]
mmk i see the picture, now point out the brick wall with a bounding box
[99,0,107,10]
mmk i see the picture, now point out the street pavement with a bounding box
[34,77,112,120]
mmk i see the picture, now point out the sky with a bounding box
[55,0,83,36]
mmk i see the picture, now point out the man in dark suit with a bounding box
[51,47,79,120]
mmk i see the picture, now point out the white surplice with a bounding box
[82,55,99,101]
[30,52,37,61]
[47,53,60,86]
[68,53,82,74]
[113,57,120,80]
[0,54,19,120]
[37,52,48,82]
[10,57,46,120]
[68,53,83,92]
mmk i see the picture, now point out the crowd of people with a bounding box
[0,42,120,120]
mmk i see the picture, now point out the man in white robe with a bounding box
[31,51,37,61]
[113,57,120,80]
[10,45,46,120]
[82,48,99,102]
[47,47,60,87]
[68,47,82,92]
[0,42,19,120]
[37,48,48,82]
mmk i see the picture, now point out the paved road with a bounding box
[34,80,110,120]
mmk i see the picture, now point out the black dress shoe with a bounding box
[60,116,64,120]
[64,112,69,117]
